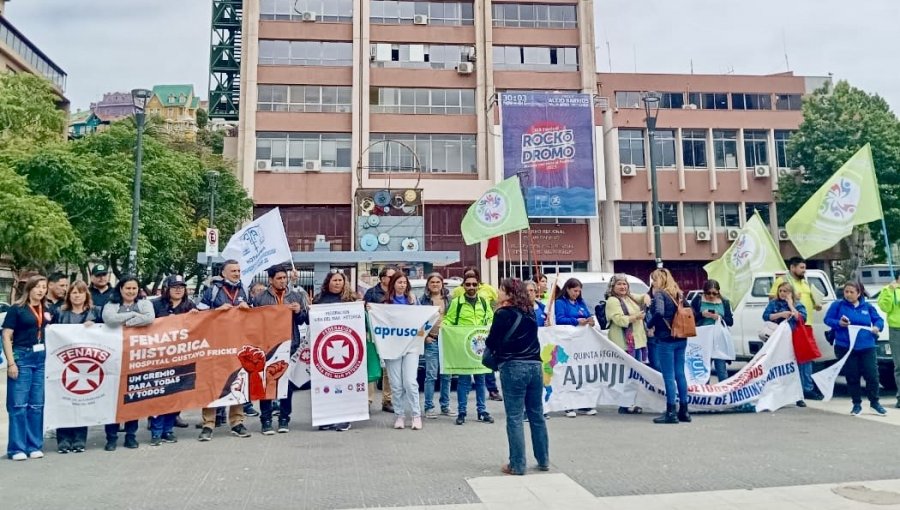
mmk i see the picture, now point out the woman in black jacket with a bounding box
[486,278,548,476]
[311,271,357,432]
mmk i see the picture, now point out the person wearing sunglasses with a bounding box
[690,280,734,383]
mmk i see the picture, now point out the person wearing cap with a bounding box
[89,264,113,309]
[252,264,309,435]
[197,259,252,441]
[148,275,198,446]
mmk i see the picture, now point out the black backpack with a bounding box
[594,301,610,330]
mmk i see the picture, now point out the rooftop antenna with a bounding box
[782,29,791,71]
[632,44,637,73]
[606,40,612,72]
[690,58,694,75]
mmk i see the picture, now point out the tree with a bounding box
[196,108,209,130]
[777,81,900,261]
[0,73,66,146]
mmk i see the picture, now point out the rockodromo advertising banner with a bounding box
[500,92,598,218]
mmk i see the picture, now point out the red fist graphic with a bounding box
[238,345,267,401]
[264,360,289,400]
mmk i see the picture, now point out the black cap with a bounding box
[164,275,187,287]
[91,264,109,276]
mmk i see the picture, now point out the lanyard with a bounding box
[29,304,44,341]
[274,289,285,305]
[222,286,239,305]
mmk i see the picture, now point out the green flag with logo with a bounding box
[461,176,530,245]
[785,144,884,258]
[704,213,787,307]
[439,325,492,375]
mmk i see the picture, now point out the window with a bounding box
[659,92,685,109]
[713,130,738,169]
[682,129,707,168]
[683,203,709,229]
[371,43,470,70]
[659,203,678,228]
[745,203,770,226]
[775,130,794,168]
[260,0,353,22]
[492,3,577,28]
[618,129,645,167]
[370,87,475,114]
[776,94,802,111]
[259,40,352,66]
[732,93,772,110]
[715,203,740,228]
[619,202,647,230]
[369,134,477,173]
[615,91,642,109]
[492,45,578,71]
[258,85,352,112]
[256,132,352,170]
[744,130,769,168]
[688,92,728,110]
[371,1,474,25]
[653,129,676,167]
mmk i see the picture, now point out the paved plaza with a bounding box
[2,370,900,509]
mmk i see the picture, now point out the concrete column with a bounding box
[737,128,748,191]
[237,0,261,197]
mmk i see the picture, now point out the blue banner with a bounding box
[501,92,597,218]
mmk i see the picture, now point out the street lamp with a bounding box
[128,88,152,275]
[642,91,663,269]
[205,170,220,280]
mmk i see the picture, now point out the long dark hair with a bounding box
[561,278,583,302]
[110,275,142,305]
[384,272,414,304]
[313,271,355,303]
[499,278,531,313]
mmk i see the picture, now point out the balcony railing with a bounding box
[0,16,67,92]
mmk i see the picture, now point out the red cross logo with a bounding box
[61,360,105,395]
[313,325,363,379]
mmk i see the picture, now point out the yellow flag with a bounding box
[785,144,883,258]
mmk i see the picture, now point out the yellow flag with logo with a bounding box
[461,175,530,245]
[704,213,787,306]
[785,144,883,258]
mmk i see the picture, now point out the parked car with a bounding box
[550,272,649,309]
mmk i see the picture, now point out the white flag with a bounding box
[221,208,293,289]
[812,326,862,401]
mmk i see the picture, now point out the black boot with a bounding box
[677,403,692,423]
[653,404,678,424]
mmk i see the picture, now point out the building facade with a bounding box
[235,0,823,285]
[146,84,202,140]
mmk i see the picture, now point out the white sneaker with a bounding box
[565,410,577,418]
[11,452,27,461]
[393,417,405,429]
[411,417,423,430]
[579,409,598,416]
[28,451,44,459]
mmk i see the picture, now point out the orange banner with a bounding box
[116,307,292,422]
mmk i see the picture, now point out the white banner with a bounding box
[539,322,802,414]
[221,208,293,290]
[367,303,439,360]
[288,325,311,387]
[812,325,862,401]
[44,324,123,430]
[309,302,369,426]
[685,326,713,386]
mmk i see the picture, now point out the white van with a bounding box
[550,272,649,309]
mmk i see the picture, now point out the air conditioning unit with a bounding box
[620,164,637,177]
[304,159,322,172]
[256,160,271,172]
[695,229,711,242]
[465,47,477,62]
[369,46,378,61]
[778,228,790,241]
[456,62,474,75]
[725,228,741,241]
[301,11,317,22]
[413,14,428,25]
[682,104,698,110]
[753,165,771,178]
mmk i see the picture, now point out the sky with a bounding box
[6,0,899,113]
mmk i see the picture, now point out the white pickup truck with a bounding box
[731,269,895,388]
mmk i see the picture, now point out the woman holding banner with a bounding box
[52,281,99,454]
[487,278,548,476]
[648,269,690,425]
[605,274,650,415]
[763,282,809,407]
[102,276,156,450]
[2,275,51,461]
[382,272,424,430]
[554,278,597,418]
[420,273,453,419]
[824,282,886,417]
[690,280,734,383]
[312,271,356,432]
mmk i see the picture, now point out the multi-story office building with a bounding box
[236,0,825,285]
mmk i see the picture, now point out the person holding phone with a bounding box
[554,278,597,418]
[824,282,886,417]
[605,274,651,414]
[690,280,734,382]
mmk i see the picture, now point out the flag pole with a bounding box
[882,218,896,280]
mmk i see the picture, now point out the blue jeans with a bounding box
[647,337,659,371]
[149,413,178,438]
[423,341,450,410]
[485,372,499,393]
[457,373,487,416]
[500,361,549,474]
[657,340,689,407]
[712,358,728,382]
[7,349,46,457]
[798,361,814,393]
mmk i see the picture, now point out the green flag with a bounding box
[704,213,786,307]
[785,144,884,258]
[461,176,529,245]
[439,325,491,375]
